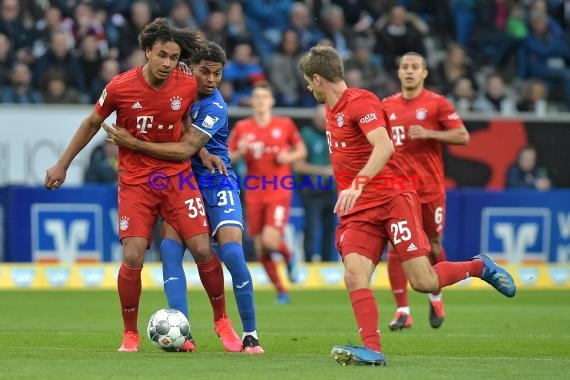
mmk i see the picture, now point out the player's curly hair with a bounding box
[299,45,344,83]
[138,18,204,61]
[187,41,227,66]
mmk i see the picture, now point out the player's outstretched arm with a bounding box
[103,117,210,161]
[409,125,469,145]
[45,109,104,190]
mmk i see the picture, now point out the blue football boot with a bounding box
[331,345,386,366]
[471,254,516,297]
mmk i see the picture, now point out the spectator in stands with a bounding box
[0,0,33,59]
[406,0,454,44]
[222,42,266,106]
[343,37,394,98]
[506,146,551,190]
[41,69,85,104]
[31,5,64,60]
[434,42,478,96]
[84,139,118,184]
[287,2,323,53]
[294,105,336,262]
[203,10,227,52]
[117,0,153,60]
[517,78,549,115]
[267,29,306,107]
[374,5,428,74]
[78,34,104,91]
[0,61,42,103]
[517,10,570,109]
[225,2,255,58]
[242,0,292,61]
[327,0,380,34]
[62,1,108,56]
[33,30,86,95]
[168,0,199,31]
[472,72,516,115]
[89,57,120,103]
[0,32,13,86]
[448,77,477,112]
[449,0,477,46]
[320,5,355,60]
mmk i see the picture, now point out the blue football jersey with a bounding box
[190,89,233,178]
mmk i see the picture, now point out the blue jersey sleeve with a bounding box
[191,96,228,138]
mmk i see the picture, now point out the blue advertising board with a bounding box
[1,186,570,263]
[444,189,570,263]
[3,185,118,262]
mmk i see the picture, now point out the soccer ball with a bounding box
[147,308,190,351]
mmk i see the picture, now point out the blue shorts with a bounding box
[200,186,244,236]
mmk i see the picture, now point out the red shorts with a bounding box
[118,168,209,245]
[421,194,446,238]
[245,198,291,236]
[336,192,429,264]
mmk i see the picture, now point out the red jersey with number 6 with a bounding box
[325,88,412,215]
[382,89,464,202]
[95,66,198,184]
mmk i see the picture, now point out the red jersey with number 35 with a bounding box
[229,116,302,202]
[326,88,411,215]
[382,89,464,202]
[95,66,198,184]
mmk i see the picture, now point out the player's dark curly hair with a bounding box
[138,18,204,61]
[188,41,227,66]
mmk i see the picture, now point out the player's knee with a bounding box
[187,237,212,263]
[343,268,368,291]
[261,233,279,251]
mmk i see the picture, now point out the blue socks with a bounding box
[161,239,188,319]
[217,242,256,333]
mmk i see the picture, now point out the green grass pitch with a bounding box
[0,289,568,380]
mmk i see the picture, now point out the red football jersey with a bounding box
[95,67,197,184]
[228,116,303,201]
[325,88,411,215]
[382,89,464,202]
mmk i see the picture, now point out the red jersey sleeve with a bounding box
[286,118,303,146]
[94,80,117,119]
[228,122,242,151]
[437,96,464,130]
[351,92,389,135]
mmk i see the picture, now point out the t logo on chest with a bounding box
[136,115,174,133]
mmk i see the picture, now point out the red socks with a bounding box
[387,250,408,308]
[197,254,227,321]
[433,260,484,288]
[260,255,286,293]
[117,263,142,332]
[350,288,381,352]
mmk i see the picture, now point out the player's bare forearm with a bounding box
[293,161,332,176]
[130,124,209,161]
[58,111,103,169]
[428,126,469,145]
[289,143,308,163]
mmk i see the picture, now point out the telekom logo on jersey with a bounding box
[136,116,174,133]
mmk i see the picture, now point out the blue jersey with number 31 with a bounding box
[189,89,243,235]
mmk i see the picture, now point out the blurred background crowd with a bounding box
[1,0,570,113]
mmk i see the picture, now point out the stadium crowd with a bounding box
[1,0,569,111]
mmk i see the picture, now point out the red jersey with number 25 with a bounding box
[95,66,198,184]
[326,88,410,215]
[382,89,464,202]
[229,116,302,201]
